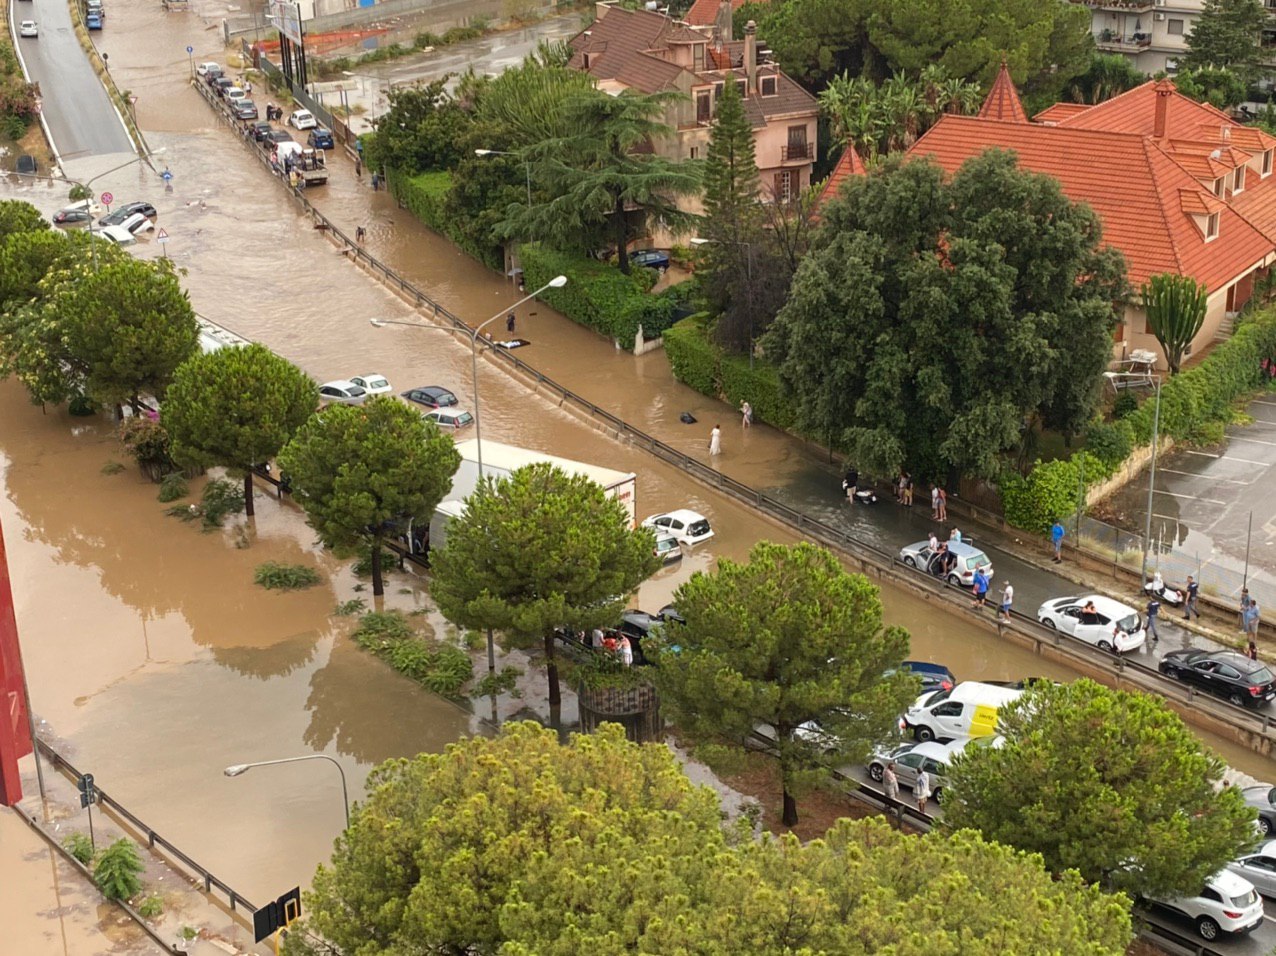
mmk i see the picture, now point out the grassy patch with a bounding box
[165,478,244,531]
[254,562,322,591]
[100,460,125,475]
[351,610,473,696]
[157,473,188,502]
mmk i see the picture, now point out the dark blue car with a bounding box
[629,248,670,272]
[86,13,102,29]
[308,127,334,150]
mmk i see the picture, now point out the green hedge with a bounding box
[1004,307,1276,532]
[663,316,798,431]
[521,243,675,349]
[388,169,500,269]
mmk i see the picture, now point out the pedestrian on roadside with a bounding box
[914,768,931,812]
[506,312,516,333]
[1241,587,1254,631]
[1146,594,1161,644]
[842,467,858,501]
[902,472,913,507]
[931,484,940,519]
[1243,598,1261,641]
[1183,575,1200,620]
[998,581,1014,623]
[355,157,363,178]
[937,486,948,521]
[371,172,380,191]
[709,424,722,456]
[591,628,604,649]
[619,635,634,667]
[949,527,962,545]
[741,400,753,428]
[1249,639,1259,661]
[355,225,366,244]
[1051,519,1065,563]
[971,567,989,608]
[928,531,939,552]
[883,761,899,806]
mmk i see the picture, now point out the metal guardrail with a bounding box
[191,77,1276,752]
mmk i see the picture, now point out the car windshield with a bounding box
[348,386,366,396]
[366,378,388,389]
[687,520,710,536]
[454,412,473,425]
[1252,666,1275,684]
[1115,613,1140,633]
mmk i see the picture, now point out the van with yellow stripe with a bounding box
[900,681,1023,743]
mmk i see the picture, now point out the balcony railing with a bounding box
[1096,32,1154,51]
[1074,0,1154,10]
[781,143,814,163]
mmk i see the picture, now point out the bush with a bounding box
[63,832,94,866]
[117,416,176,474]
[663,314,720,393]
[352,610,414,647]
[93,839,144,902]
[1002,451,1107,534]
[389,169,500,269]
[1083,419,1133,469]
[1112,391,1140,419]
[352,611,473,696]
[520,243,666,348]
[137,895,164,919]
[254,562,322,591]
[157,473,188,502]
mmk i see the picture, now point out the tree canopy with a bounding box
[496,89,702,273]
[1184,0,1268,84]
[651,541,916,826]
[364,78,471,174]
[430,462,658,708]
[942,678,1256,899]
[286,721,1134,956]
[763,151,1127,480]
[276,397,460,596]
[163,344,317,516]
[1142,273,1209,375]
[0,199,48,242]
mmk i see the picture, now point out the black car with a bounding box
[211,76,234,96]
[262,129,294,148]
[1159,649,1276,708]
[896,661,956,694]
[308,127,334,150]
[401,386,458,409]
[52,206,93,225]
[98,202,157,227]
[16,154,37,175]
[249,121,272,142]
[233,100,258,120]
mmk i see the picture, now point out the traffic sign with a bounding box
[77,773,97,808]
[186,45,193,53]
[160,169,173,181]
[156,228,169,243]
[99,191,113,206]
[253,887,302,942]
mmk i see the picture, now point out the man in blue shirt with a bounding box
[971,568,989,608]
[1184,575,1200,621]
[1050,520,1065,563]
[1146,595,1161,644]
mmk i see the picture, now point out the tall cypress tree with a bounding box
[702,78,763,353]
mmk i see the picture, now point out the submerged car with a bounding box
[642,510,713,546]
[318,381,368,405]
[424,408,474,431]
[349,374,392,396]
[401,385,458,409]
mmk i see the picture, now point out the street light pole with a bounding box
[224,754,350,828]
[1141,374,1162,583]
[474,149,532,207]
[369,275,566,479]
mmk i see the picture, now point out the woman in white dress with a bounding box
[709,425,722,456]
[914,768,931,812]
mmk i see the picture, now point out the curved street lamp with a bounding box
[224,754,350,828]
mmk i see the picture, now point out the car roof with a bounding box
[1176,649,1267,672]
[1207,868,1257,897]
[1245,840,1276,859]
[410,385,451,394]
[1070,595,1139,616]
[99,225,134,242]
[654,509,707,522]
[427,407,471,416]
[909,540,984,558]
[322,380,359,390]
[908,741,953,761]
[357,373,387,380]
[945,681,1023,707]
[903,661,954,678]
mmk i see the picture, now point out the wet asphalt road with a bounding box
[7,0,134,161]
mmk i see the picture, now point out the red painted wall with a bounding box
[0,519,31,806]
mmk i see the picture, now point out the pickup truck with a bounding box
[295,147,328,187]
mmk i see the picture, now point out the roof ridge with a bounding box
[1144,138,1189,278]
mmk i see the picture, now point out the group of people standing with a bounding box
[882,761,930,814]
[589,628,635,666]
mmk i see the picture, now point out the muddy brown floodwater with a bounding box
[0,0,1273,913]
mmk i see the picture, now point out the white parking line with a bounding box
[1219,454,1275,466]
[1230,435,1276,447]
[1159,468,1252,485]
[1152,489,1226,504]
[1183,449,1220,459]
[1251,400,1276,408]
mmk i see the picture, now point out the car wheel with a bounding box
[914,725,935,742]
[1229,691,1246,707]
[947,574,961,587]
[1196,917,1221,941]
[868,763,884,783]
[1098,640,1113,652]
[932,787,943,805]
[1260,816,1273,836]
[903,556,916,568]
[1041,618,1056,630]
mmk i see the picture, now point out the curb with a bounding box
[5,0,63,169]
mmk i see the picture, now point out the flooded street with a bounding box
[2,0,1276,920]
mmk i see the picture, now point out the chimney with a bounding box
[1153,79,1172,139]
[715,0,733,42]
[744,19,757,94]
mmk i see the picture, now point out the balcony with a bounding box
[781,142,814,163]
[1095,30,1153,52]
[1073,0,1154,10]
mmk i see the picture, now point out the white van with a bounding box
[901,681,1023,743]
[98,224,135,246]
[118,212,154,235]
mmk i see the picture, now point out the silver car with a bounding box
[1244,785,1276,836]
[899,539,994,588]
[867,741,959,803]
[1229,842,1276,897]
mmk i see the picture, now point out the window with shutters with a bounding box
[696,91,711,124]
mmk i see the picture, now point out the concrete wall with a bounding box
[225,0,550,40]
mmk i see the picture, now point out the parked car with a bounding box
[899,539,993,588]
[232,100,259,120]
[262,129,294,148]
[653,533,681,563]
[86,13,102,29]
[288,109,317,130]
[894,661,955,694]
[308,127,334,150]
[867,740,964,805]
[401,386,458,409]
[629,248,670,272]
[99,202,157,226]
[224,87,247,104]
[424,408,474,431]
[1159,649,1276,708]
[117,212,155,235]
[901,681,1022,743]
[18,20,38,37]
[15,154,37,175]
[349,374,392,396]
[196,62,221,77]
[248,121,273,142]
[53,200,99,226]
[1145,870,1265,940]
[1037,594,1145,653]
[318,381,368,405]
[1244,785,1276,836]
[98,224,135,246]
[212,77,235,97]
[642,510,713,545]
[1228,842,1276,897]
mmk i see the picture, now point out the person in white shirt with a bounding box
[998,582,1014,623]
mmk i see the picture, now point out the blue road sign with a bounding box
[161,169,173,181]
[186,45,193,53]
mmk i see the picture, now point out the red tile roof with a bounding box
[818,144,867,206]
[906,116,1273,289]
[684,0,765,28]
[1032,102,1092,125]
[978,61,1028,124]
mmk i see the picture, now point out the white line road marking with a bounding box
[1250,400,1276,408]
[1218,454,1275,466]
[1159,468,1252,485]
[1229,435,1276,447]
[1183,449,1220,458]
[1152,489,1226,504]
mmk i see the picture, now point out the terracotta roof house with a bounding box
[684,0,768,27]
[821,64,1276,366]
[568,1,818,232]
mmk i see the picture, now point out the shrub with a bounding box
[117,416,176,475]
[663,314,720,394]
[1083,419,1133,469]
[352,611,473,696]
[1002,451,1107,534]
[254,562,322,590]
[137,895,164,919]
[352,610,415,647]
[389,170,499,269]
[93,839,144,902]
[157,473,188,502]
[63,832,94,866]
[1112,391,1140,419]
